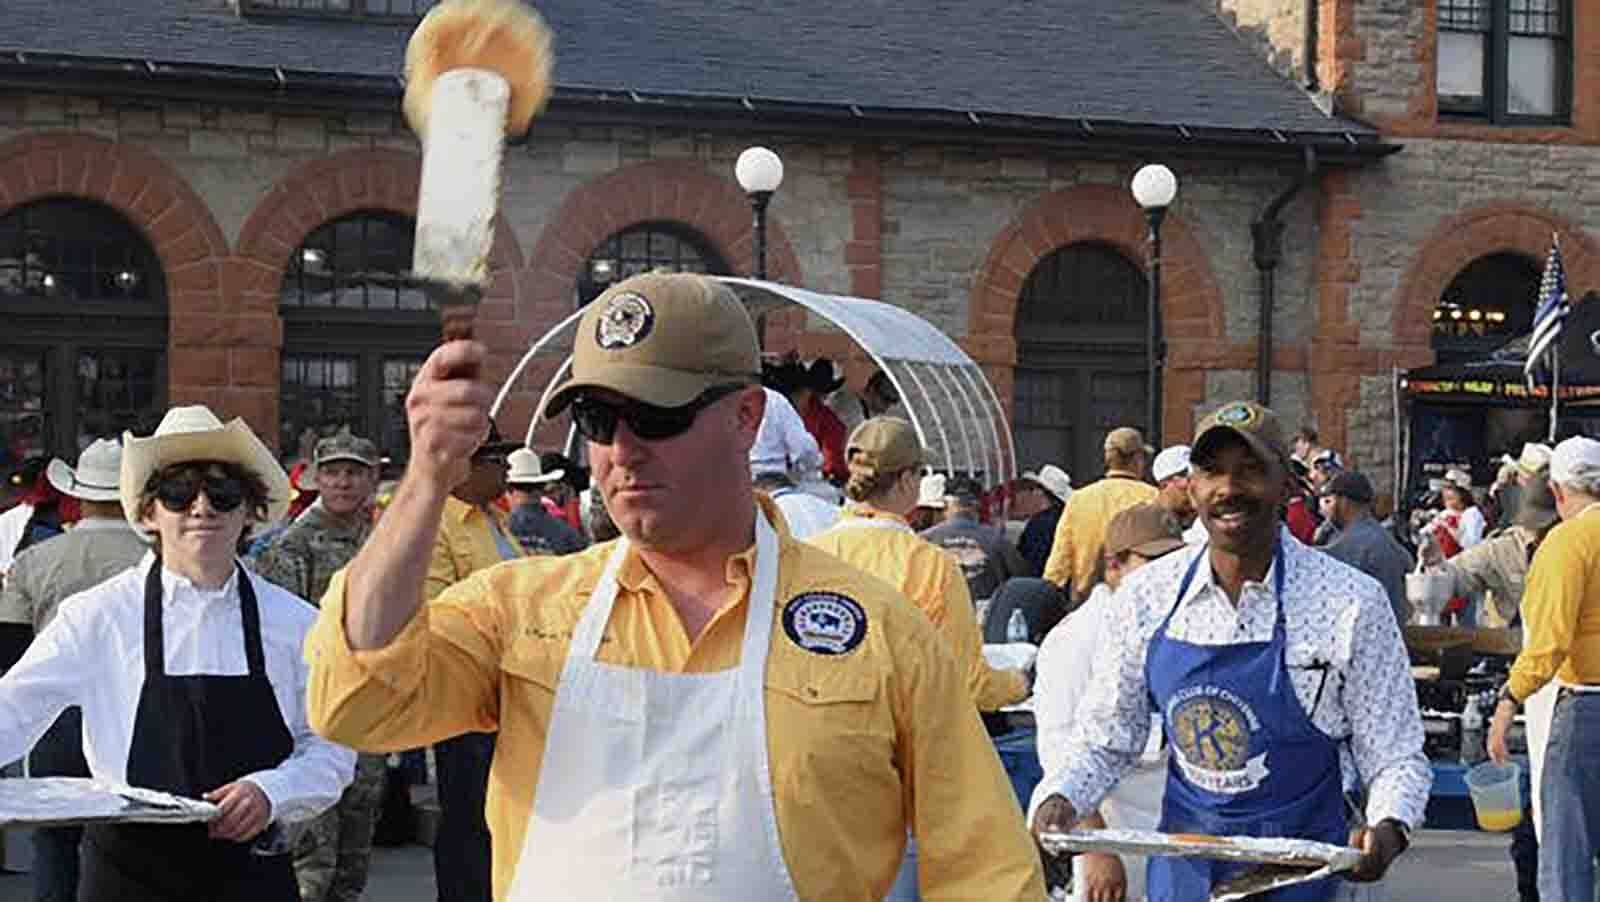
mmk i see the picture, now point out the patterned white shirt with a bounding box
[1037,527,1432,829]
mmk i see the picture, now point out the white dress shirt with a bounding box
[0,554,354,822]
[1037,528,1431,830]
[1454,505,1486,549]
[769,489,841,540]
[751,388,824,477]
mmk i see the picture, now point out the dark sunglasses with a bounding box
[153,471,249,514]
[571,384,747,445]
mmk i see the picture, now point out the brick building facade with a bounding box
[0,0,1594,502]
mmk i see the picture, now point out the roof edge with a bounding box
[0,51,1400,164]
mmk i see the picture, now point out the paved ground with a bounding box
[0,828,1523,900]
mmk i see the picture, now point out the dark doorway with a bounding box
[1012,242,1150,484]
[1431,252,1542,363]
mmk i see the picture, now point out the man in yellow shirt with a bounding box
[1042,427,1157,603]
[304,272,1044,901]
[1490,435,1600,902]
[426,426,529,902]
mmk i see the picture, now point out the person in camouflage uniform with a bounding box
[253,427,384,902]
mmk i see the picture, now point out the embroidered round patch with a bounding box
[595,291,654,349]
[782,592,868,656]
[1215,402,1259,428]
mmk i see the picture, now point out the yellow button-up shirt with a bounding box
[305,498,1044,901]
[1508,506,1600,702]
[427,496,529,601]
[807,505,1028,711]
[1042,472,1157,601]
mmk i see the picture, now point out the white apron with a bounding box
[506,510,799,901]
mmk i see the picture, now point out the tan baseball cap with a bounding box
[1104,426,1154,457]
[544,272,761,416]
[1105,503,1187,559]
[847,417,924,475]
[1192,400,1290,469]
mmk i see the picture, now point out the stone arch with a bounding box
[0,131,228,313]
[967,183,1226,442]
[511,159,806,438]
[236,148,527,446]
[1394,202,1600,356]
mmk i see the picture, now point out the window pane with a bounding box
[1508,0,1563,35]
[578,224,729,308]
[381,358,425,462]
[0,349,49,465]
[1437,31,1488,108]
[0,200,160,303]
[282,211,429,313]
[280,354,362,458]
[1507,36,1560,116]
[1439,0,1490,30]
[75,350,161,451]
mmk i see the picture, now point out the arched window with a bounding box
[576,223,729,308]
[279,211,435,464]
[1012,242,1151,480]
[0,199,166,462]
[1431,252,1542,362]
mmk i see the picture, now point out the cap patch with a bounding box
[595,292,654,350]
[782,592,867,656]
[1214,403,1259,429]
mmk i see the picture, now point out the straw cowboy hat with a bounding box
[46,438,123,503]
[119,405,291,530]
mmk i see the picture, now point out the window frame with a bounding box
[279,210,438,464]
[238,0,435,21]
[576,222,731,309]
[1437,0,1573,126]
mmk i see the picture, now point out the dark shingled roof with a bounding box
[0,0,1373,139]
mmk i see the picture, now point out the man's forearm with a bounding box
[343,474,452,650]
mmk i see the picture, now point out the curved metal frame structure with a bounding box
[492,277,1018,495]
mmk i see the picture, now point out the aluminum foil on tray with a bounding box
[1038,828,1362,902]
[0,777,219,828]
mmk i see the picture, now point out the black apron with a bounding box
[78,561,297,902]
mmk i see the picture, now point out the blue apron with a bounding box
[1144,541,1346,901]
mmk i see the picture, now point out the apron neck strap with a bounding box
[143,560,266,678]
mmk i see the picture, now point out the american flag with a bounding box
[1524,234,1569,389]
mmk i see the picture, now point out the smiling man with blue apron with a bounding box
[1032,401,1432,901]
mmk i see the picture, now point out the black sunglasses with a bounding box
[571,384,748,445]
[153,470,248,514]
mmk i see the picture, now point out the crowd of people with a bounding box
[0,269,1595,901]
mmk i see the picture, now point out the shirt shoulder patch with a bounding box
[782,591,868,656]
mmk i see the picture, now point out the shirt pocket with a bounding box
[766,667,898,807]
[498,639,564,734]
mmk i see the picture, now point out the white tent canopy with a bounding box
[491,277,1017,493]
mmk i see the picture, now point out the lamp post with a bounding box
[1131,163,1177,445]
[735,146,784,279]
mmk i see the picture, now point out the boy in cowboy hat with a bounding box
[0,438,148,902]
[0,406,353,902]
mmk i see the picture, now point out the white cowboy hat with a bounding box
[917,473,947,509]
[47,438,123,502]
[506,448,563,486]
[1021,464,1073,504]
[119,405,291,530]
[1151,445,1192,484]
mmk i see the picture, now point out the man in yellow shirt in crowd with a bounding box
[304,272,1044,901]
[1490,435,1600,902]
[425,426,529,902]
[1042,427,1157,603]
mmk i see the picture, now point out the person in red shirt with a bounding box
[768,359,849,484]
[1283,459,1320,544]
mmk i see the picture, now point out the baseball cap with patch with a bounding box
[846,416,924,475]
[544,272,760,417]
[1105,503,1187,559]
[1192,401,1290,469]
